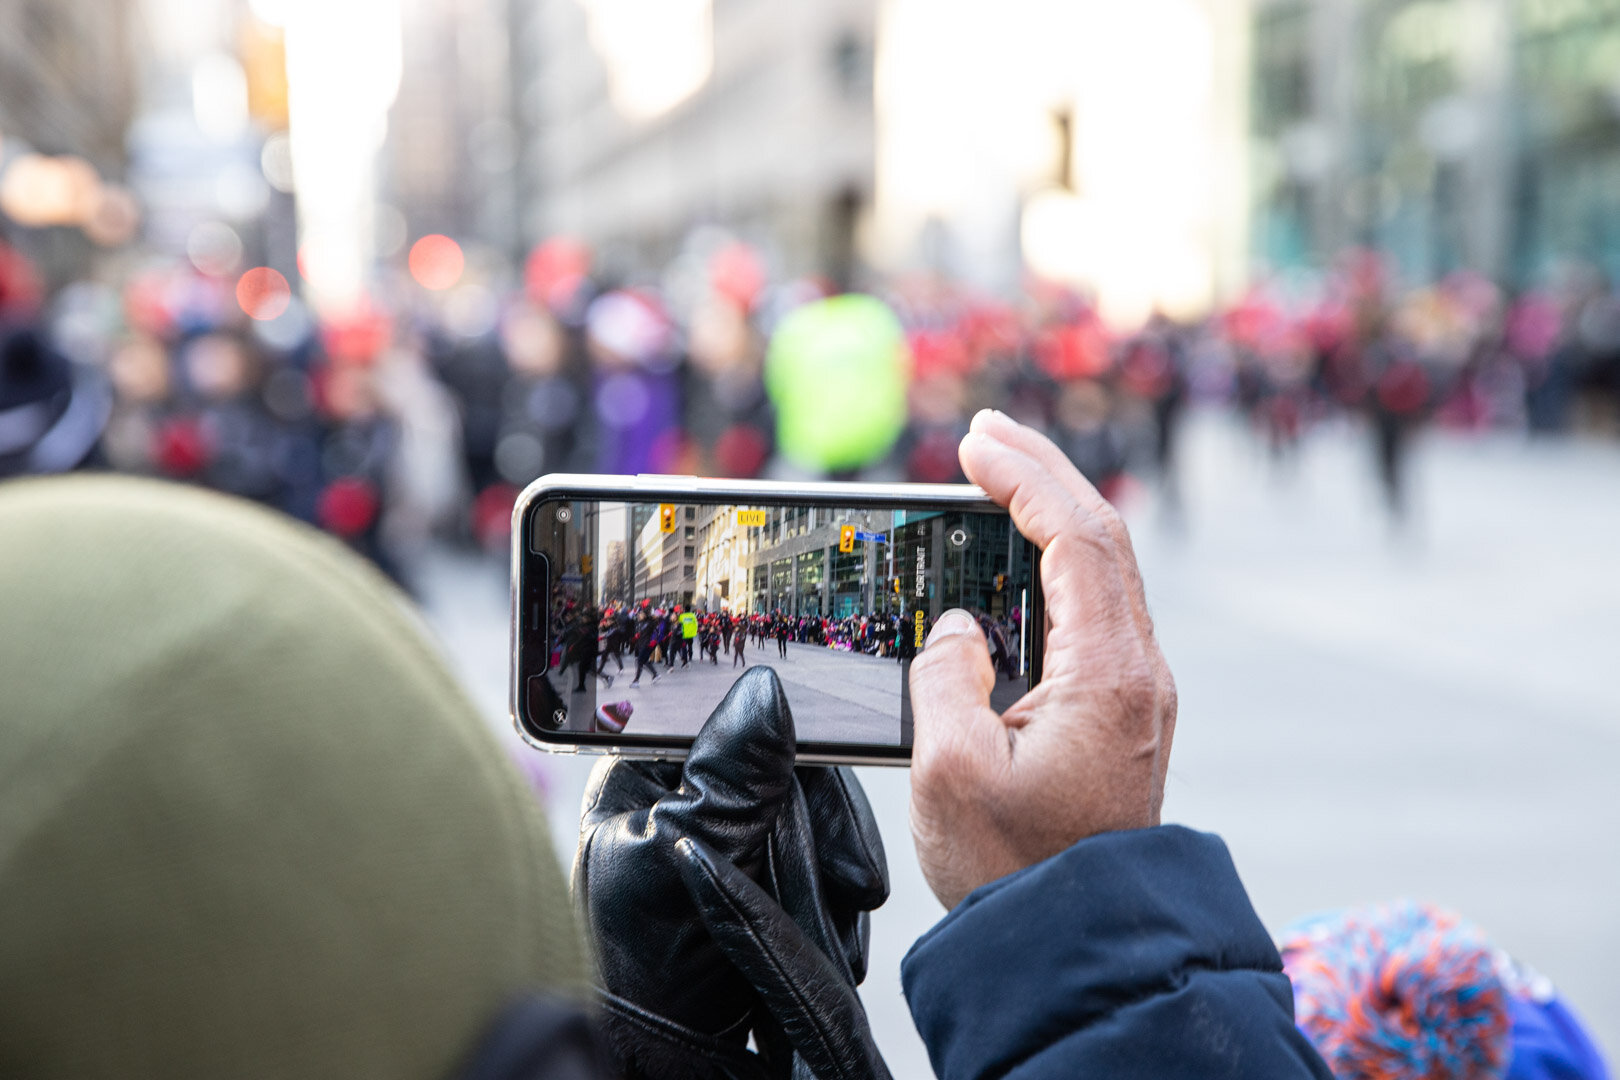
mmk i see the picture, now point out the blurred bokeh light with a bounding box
[408,233,465,291]
[235,266,291,320]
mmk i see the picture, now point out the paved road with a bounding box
[567,640,905,743]
[418,411,1620,1076]
[560,639,1026,743]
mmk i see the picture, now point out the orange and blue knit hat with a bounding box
[1280,901,1610,1080]
[1280,901,1512,1079]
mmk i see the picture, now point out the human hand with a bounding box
[574,667,891,1080]
[907,409,1178,909]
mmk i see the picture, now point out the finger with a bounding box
[768,786,857,985]
[967,409,1151,610]
[793,767,887,984]
[908,610,1007,780]
[958,431,1138,660]
[677,838,894,1080]
[958,431,1101,555]
[795,766,889,910]
[658,666,798,868]
[969,408,1112,518]
[580,756,683,829]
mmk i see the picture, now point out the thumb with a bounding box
[664,666,798,861]
[907,609,1002,766]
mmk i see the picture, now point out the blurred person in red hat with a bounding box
[310,353,403,582]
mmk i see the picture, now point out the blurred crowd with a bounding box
[5,229,1620,583]
[556,602,1020,675]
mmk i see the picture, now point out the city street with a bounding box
[418,412,1620,1076]
[561,640,905,744]
[17,0,1620,1068]
[555,636,1026,742]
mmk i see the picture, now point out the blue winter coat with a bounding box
[902,825,1334,1080]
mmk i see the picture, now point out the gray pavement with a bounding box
[563,639,1024,743]
[568,640,904,744]
[417,410,1620,1076]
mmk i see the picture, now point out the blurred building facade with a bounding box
[386,0,522,264]
[117,0,294,285]
[1251,0,1620,287]
[512,0,1250,324]
[0,0,136,172]
[0,0,138,284]
[516,0,877,283]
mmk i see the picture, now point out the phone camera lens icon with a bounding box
[948,527,970,548]
[555,507,572,523]
[548,708,568,729]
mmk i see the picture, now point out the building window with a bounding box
[829,30,872,100]
[684,545,694,559]
[771,558,793,609]
[685,526,695,539]
[685,506,695,520]
[795,550,825,616]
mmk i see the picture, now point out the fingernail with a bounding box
[926,609,975,647]
[970,408,1005,432]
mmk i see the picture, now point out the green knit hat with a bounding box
[0,476,583,1079]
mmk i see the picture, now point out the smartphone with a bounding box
[510,475,1043,764]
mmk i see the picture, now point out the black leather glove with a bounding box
[574,667,891,1080]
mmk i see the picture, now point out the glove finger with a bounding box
[659,667,798,870]
[791,768,887,983]
[767,786,855,986]
[795,766,889,910]
[677,838,893,1080]
[576,756,677,905]
[581,755,684,829]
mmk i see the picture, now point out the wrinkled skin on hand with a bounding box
[574,667,891,1080]
[908,409,1179,909]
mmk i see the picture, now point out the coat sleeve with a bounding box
[901,825,1333,1080]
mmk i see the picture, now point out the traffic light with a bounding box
[659,504,677,533]
[581,554,593,575]
[839,524,855,553]
[892,576,901,594]
[994,573,1007,592]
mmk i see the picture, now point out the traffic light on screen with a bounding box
[839,524,855,553]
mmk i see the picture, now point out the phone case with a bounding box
[510,473,1044,765]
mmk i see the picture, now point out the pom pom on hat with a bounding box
[1280,901,1512,1080]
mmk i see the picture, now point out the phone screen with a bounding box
[519,498,1038,759]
